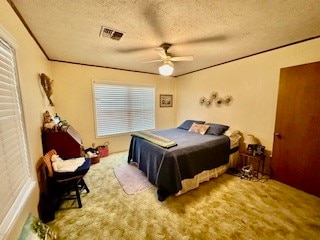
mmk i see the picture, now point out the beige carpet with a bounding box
[48,152,320,240]
[114,163,153,195]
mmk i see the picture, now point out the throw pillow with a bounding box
[206,123,229,136]
[188,123,210,135]
[178,120,205,130]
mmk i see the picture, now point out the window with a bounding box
[0,36,33,237]
[93,82,155,136]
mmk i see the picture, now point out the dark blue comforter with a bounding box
[128,128,230,199]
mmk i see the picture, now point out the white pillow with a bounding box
[224,128,240,137]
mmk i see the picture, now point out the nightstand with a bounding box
[239,151,266,177]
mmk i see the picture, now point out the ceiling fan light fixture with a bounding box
[159,64,174,76]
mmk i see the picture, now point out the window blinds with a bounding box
[0,38,32,236]
[93,83,155,136]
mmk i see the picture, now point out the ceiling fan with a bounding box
[142,43,194,76]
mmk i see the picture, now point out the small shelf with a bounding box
[239,151,266,177]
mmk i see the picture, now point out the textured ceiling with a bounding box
[8,0,320,77]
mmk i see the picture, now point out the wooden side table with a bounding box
[239,151,266,177]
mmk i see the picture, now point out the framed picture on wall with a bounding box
[160,94,173,107]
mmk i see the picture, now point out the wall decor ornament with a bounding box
[223,95,233,106]
[211,91,218,100]
[40,73,54,106]
[215,97,224,107]
[199,96,206,105]
[199,91,233,107]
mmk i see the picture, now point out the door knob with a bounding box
[274,132,282,139]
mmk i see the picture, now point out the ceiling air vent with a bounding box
[100,26,124,41]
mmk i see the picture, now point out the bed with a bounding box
[128,120,241,201]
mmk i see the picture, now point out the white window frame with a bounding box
[0,26,35,238]
[92,80,156,137]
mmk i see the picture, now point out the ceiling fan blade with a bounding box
[170,56,194,62]
[143,5,164,40]
[142,59,163,63]
[155,47,167,59]
[178,35,227,45]
[117,46,150,54]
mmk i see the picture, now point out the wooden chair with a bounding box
[42,149,90,208]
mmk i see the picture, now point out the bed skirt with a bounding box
[176,151,239,196]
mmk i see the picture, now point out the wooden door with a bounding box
[271,61,320,197]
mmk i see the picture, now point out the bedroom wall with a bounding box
[0,0,54,238]
[176,38,320,152]
[1,0,319,235]
[51,62,176,153]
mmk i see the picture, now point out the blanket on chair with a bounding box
[51,154,85,172]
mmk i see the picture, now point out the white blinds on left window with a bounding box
[0,38,32,236]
